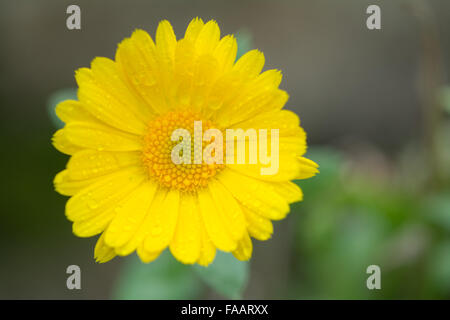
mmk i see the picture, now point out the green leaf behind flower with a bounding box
[113,250,203,300]
[193,251,249,299]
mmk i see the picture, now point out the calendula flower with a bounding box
[52,18,318,265]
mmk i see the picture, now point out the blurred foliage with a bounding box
[113,251,203,300]
[424,194,450,232]
[193,251,249,299]
[114,250,248,299]
[439,86,450,115]
[289,144,450,299]
[428,241,450,294]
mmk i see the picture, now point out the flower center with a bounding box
[142,110,225,192]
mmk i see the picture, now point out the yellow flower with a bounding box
[52,18,318,265]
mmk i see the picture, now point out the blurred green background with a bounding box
[1,0,450,299]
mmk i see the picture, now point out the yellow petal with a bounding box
[197,187,237,252]
[296,157,319,179]
[143,188,180,252]
[248,89,288,123]
[189,54,220,113]
[173,38,220,114]
[195,20,220,54]
[156,20,177,65]
[233,49,265,78]
[219,89,288,127]
[217,169,290,221]
[256,68,283,87]
[213,35,237,73]
[173,39,196,108]
[273,181,303,204]
[66,167,145,223]
[64,122,142,151]
[104,181,158,248]
[67,150,141,180]
[115,30,167,114]
[197,215,217,266]
[76,61,149,135]
[54,169,103,196]
[169,194,202,264]
[228,153,302,182]
[214,70,288,127]
[52,129,82,155]
[114,191,164,256]
[72,206,116,238]
[94,232,116,263]
[137,245,162,263]
[231,109,302,137]
[184,17,204,42]
[232,233,253,261]
[224,110,308,182]
[205,65,280,120]
[55,100,98,124]
[209,179,247,241]
[242,206,273,241]
[72,176,146,237]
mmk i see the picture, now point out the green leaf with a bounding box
[47,88,77,128]
[235,28,253,60]
[193,251,249,299]
[113,250,203,300]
